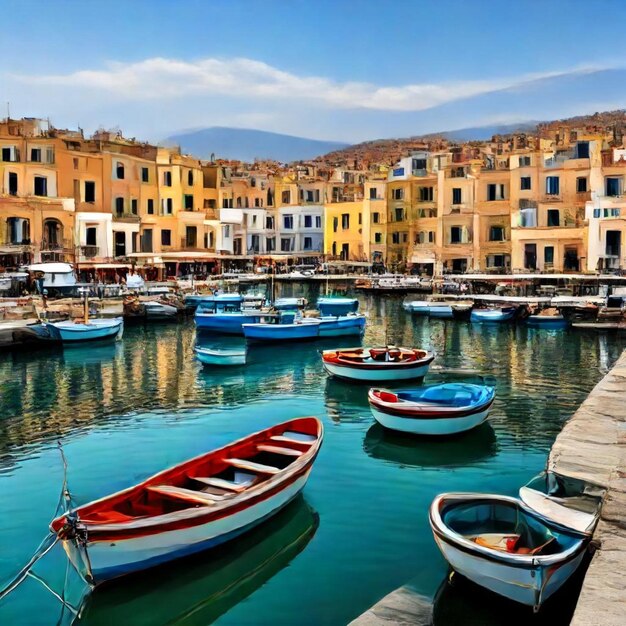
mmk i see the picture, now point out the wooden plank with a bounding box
[257,444,303,457]
[147,485,216,505]
[191,476,249,493]
[224,458,281,474]
[270,435,314,446]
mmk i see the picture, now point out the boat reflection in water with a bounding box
[430,548,590,625]
[363,422,497,468]
[78,497,318,626]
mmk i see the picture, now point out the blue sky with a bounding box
[2,0,626,143]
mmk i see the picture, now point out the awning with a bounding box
[92,263,131,269]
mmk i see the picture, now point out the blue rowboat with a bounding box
[243,318,321,343]
[526,314,568,329]
[408,300,431,315]
[195,346,246,366]
[317,297,359,316]
[46,318,124,343]
[368,383,495,435]
[304,314,366,337]
[195,312,264,335]
[470,307,516,323]
[428,304,453,319]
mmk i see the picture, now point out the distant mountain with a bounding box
[422,121,539,142]
[163,127,350,162]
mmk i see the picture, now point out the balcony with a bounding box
[41,238,73,252]
[412,168,428,177]
[114,212,140,223]
[80,245,100,258]
[542,194,562,203]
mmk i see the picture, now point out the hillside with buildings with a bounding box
[2,109,626,280]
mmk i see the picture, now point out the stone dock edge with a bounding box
[350,350,626,626]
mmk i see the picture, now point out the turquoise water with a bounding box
[0,290,624,625]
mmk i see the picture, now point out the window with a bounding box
[283,214,293,229]
[544,246,554,264]
[73,158,79,170]
[577,177,588,193]
[30,148,41,162]
[141,167,149,183]
[315,215,322,228]
[358,212,362,225]
[520,177,531,190]
[304,215,312,228]
[450,227,462,244]
[392,232,400,244]
[519,156,531,167]
[223,225,230,238]
[266,237,275,251]
[374,232,382,243]
[520,207,538,227]
[184,194,193,211]
[251,214,257,226]
[162,198,173,215]
[281,190,291,204]
[489,225,505,241]
[265,216,274,229]
[185,226,197,248]
[1,147,13,162]
[487,254,505,268]
[395,207,404,222]
[593,208,601,218]
[131,199,138,215]
[84,181,95,203]
[161,229,171,246]
[575,142,590,159]
[187,170,193,186]
[428,231,434,243]
[86,226,97,246]
[392,188,404,200]
[341,213,350,229]
[419,186,434,202]
[303,236,313,250]
[546,176,560,195]
[280,238,292,252]
[163,171,172,187]
[402,233,408,243]
[115,197,124,215]
[333,216,338,233]
[116,162,125,180]
[372,212,380,224]
[487,183,505,201]
[34,176,47,196]
[369,187,378,200]
[7,217,29,244]
[147,199,154,214]
[452,188,462,204]
[8,172,18,195]
[606,177,621,197]
[547,209,560,227]
[141,229,153,253]
[412,158,427,170]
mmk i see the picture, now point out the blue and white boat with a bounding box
[317,297,359,316]
[303,314,366,337]
[195,346,246,366]
[428,304,454,319]
[526,313,568,329]
[243,312,321,343]
[368,383,495,435]
[407,300,431,315]
[273,297,307,311]
[194,294,265,334]
[470,306,516,323]
[430,471,605,611]
[46,318,124,343]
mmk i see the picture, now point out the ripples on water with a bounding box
[0,287,625,625]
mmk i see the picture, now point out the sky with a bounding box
[2,0,626,144]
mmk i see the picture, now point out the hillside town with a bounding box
[2,113,626,281]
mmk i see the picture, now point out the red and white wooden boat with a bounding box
[50,417,323,584]
[321,346,434,382]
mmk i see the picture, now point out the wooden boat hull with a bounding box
[430,493,588,609]
[322,357,433,382]
[46,318,123,342]
[195,348,246,366]
[195,313,263,335]
[368,384,495,436]
[62,470,311,584]
[242,322,320,342]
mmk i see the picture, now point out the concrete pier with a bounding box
[351,351,626,626]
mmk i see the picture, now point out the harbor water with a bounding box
[1,286,625,625]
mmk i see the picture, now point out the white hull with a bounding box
[144,303,178,319]
[434,534,585,606]
[370,406,490,435]
[195,349,246,366]
[66,471,310,583]
[322,360,431,381]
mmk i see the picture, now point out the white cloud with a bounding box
[8,56,612,113]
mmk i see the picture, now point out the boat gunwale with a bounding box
[322,348,434,370]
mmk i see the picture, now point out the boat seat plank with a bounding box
[225,458,281,474]
[147,485,216,505]
[191,476,251,492]
[257,444,303,457]
[282,431,317,442]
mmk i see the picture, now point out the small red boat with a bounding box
[50,417,323,584]
[321,346,434,382]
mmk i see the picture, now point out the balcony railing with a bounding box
[41,238,72,251]
[80,245,100,258]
